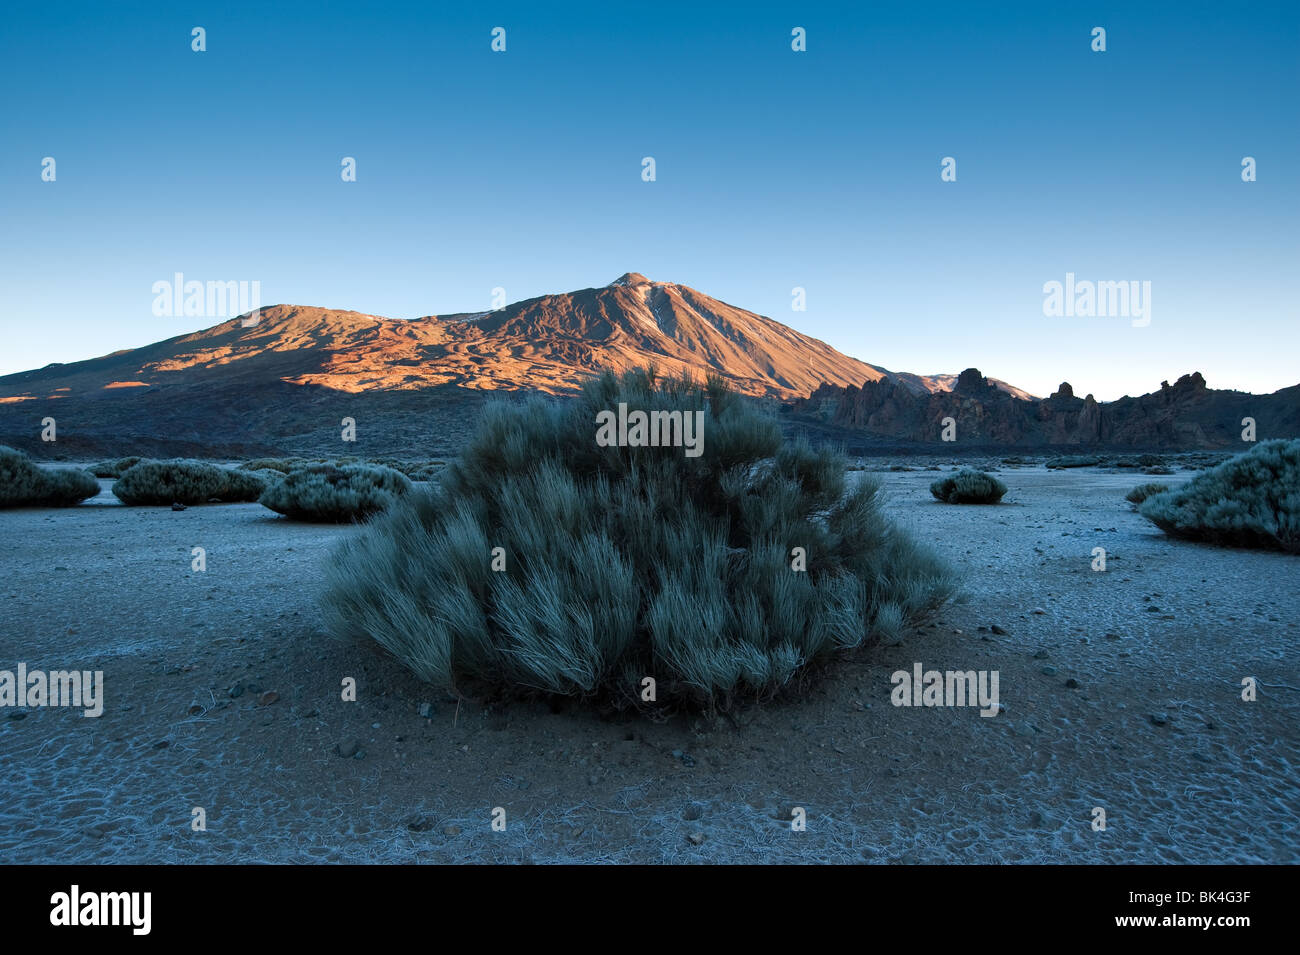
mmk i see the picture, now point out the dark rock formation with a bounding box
[787,370,1300,449]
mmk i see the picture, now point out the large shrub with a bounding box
[0,446,100,507]
[112,459,268,505]
[1138,439,1300,552]
[322,368,955,709]
[1125,482,1170,505]
[259,464,411,522]
[930,468,1007,504]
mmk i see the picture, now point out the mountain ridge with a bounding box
[2,274,1295,456]
[1,275,902,400]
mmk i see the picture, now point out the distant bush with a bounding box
[1183,452,1230,471]
[323,368,955,710]
[38,468,103,505]
[238,457,314,474]
[363,457,411,475]
[930,468,1007,504]
[1045,454,1102,469]
[221,468,270,501]
[0,446,100,508]
[112,460,269,505]
[89,456,141,478]
[407,463,446,482]
[1126,482,1170,505]
[363,458,448,479]
[239,456,447,480]
[1138,439,1300,552]
[259,464,412,522]
[1137,453,1165,468]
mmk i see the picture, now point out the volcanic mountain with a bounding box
[2,274,1294,457]
[0,273,900,403]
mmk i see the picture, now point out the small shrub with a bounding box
[38,468,103,505]
[259,464,412,522]
[1138,439,1300,552]
[0,446,100,507]
[363,457,410,475]
[239,457,307,474]
[323,368,955,710]
[112,459,269,505]
[1126,482,1170,505]
[1137,453,1165,467]
[89,456,141,478]
[221,468,270,502]
[362,458,447,479]
[930,468,1007,504]
[1045,454,1102,470]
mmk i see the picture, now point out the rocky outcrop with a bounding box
[788,369,1300,449]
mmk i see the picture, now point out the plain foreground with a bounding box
[1,468,1296,863]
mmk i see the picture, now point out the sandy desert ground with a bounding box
[1,466,1296,863]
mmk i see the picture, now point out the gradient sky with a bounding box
[1,0,1296,400]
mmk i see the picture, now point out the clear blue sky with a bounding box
[1,0,1296,399]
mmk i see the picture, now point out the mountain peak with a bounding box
[608,272,652,287]
[0,274,894,402]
